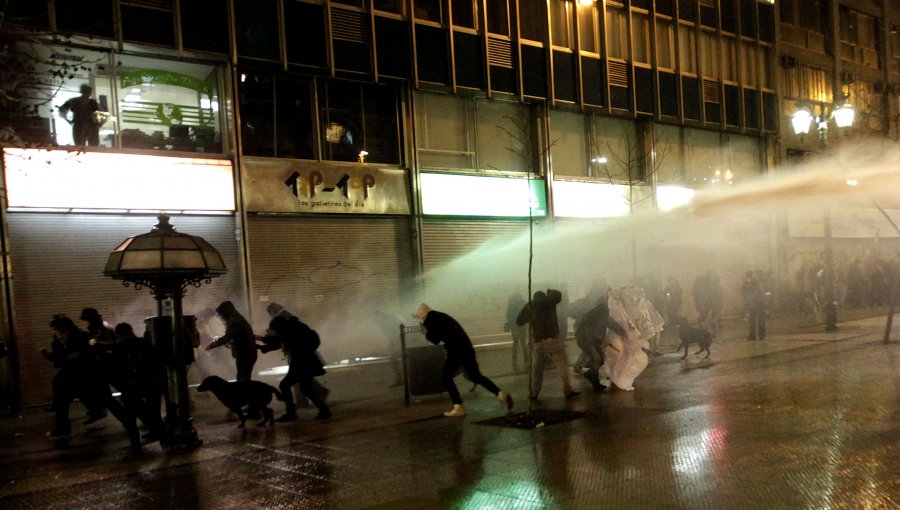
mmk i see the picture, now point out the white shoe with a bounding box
[443,404,466,417]
[497,390,514,411]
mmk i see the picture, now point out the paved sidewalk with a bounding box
[0,311,898,509]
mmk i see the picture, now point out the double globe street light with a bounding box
[791,96,855,141]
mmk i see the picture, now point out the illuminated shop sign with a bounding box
[420,173,546,217]
[242,158,410,215]
[656,186,695,212]
[2,148,235,212]
[551,180,630,218]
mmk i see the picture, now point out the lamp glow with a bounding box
[791,108,813,135]
[832,102,855,128]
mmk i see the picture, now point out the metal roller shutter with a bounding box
[420,218,531,343]
[7,213,244,406]
[245,215,415,364]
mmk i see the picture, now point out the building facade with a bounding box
[0,0,894,409]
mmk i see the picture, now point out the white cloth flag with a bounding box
[603,286,665,391]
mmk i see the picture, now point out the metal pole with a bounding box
[400,323,410,406]
[823,208,838,331]
[884,274,897,344]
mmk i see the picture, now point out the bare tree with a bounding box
[589,119,674,210]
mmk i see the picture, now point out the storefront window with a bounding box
[4,42,225,153]
[115,54,223,153]
[549,109,588,177]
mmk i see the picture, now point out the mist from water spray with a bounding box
[241,142,900,366]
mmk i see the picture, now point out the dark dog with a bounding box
[197,376,283,428]
[673,317,712,360]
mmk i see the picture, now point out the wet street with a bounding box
[0,313,898,509]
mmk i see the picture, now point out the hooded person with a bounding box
[516,289,579,400]
[206,301,257,381]
[259,314,331,421]
[414,303,513,417]
[261,302,330,411]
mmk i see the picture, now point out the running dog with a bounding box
[197,376,283,427]
[673,317,713,360]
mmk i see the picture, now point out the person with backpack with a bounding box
[258,315,331,422]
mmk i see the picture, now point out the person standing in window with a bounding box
[58,84,102,147]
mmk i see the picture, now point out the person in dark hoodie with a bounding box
[42,315,141,453]
[516,289,579,400]
[414,304,513,417]
[574,297,626,392]
[258,314,331,421]
[207,301,257,381]
[264,303,329,408]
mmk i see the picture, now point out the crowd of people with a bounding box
[41,301,330,454]
[40,256,899,451]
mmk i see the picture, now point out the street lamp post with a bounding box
[792,97,854,331]
[104,214,227,450]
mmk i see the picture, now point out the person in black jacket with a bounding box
[414,304,513,417]
[574,298,626,392]
[516,289,579,400]
[41,315,141,453]
[207,301,257,381]
[258,315,331,421]
[113,322,164,443]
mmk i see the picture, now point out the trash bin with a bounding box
[405,345,446,396]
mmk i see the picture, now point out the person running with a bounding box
[414,304,513,417]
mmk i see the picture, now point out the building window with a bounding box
[475,99,534,173]
[121,0,175,47]
[679,24,697,74]
[519,0,547,41]
[606,5,629,60]
[740,43,757,87]
[839,7,880,68]
[632,11,650,64]
[550,0,575,49]
[486,0,510,36]
[415,93,534,173]
[373,0,405,15]
[578,1,599,54]
[780,0,823,33]
[760,46,772,89]
[722,37,737,82]
[656,18,675,70]
[550,109,589,177]
[700,31,718,79]
[415,92,475,169]
[7,41,226,153]
[240,72,400,164]
[654,124,685,185]
[318,78,400,164]
[591,115,639,183]
[452,0,476,29]
[234,0,280,60]
[782,64,830,103]
[414,0,443,23]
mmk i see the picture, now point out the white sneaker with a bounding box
[497,390,514,411]
[443,404,466,417]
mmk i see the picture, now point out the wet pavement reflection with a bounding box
[0,315,898,509]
